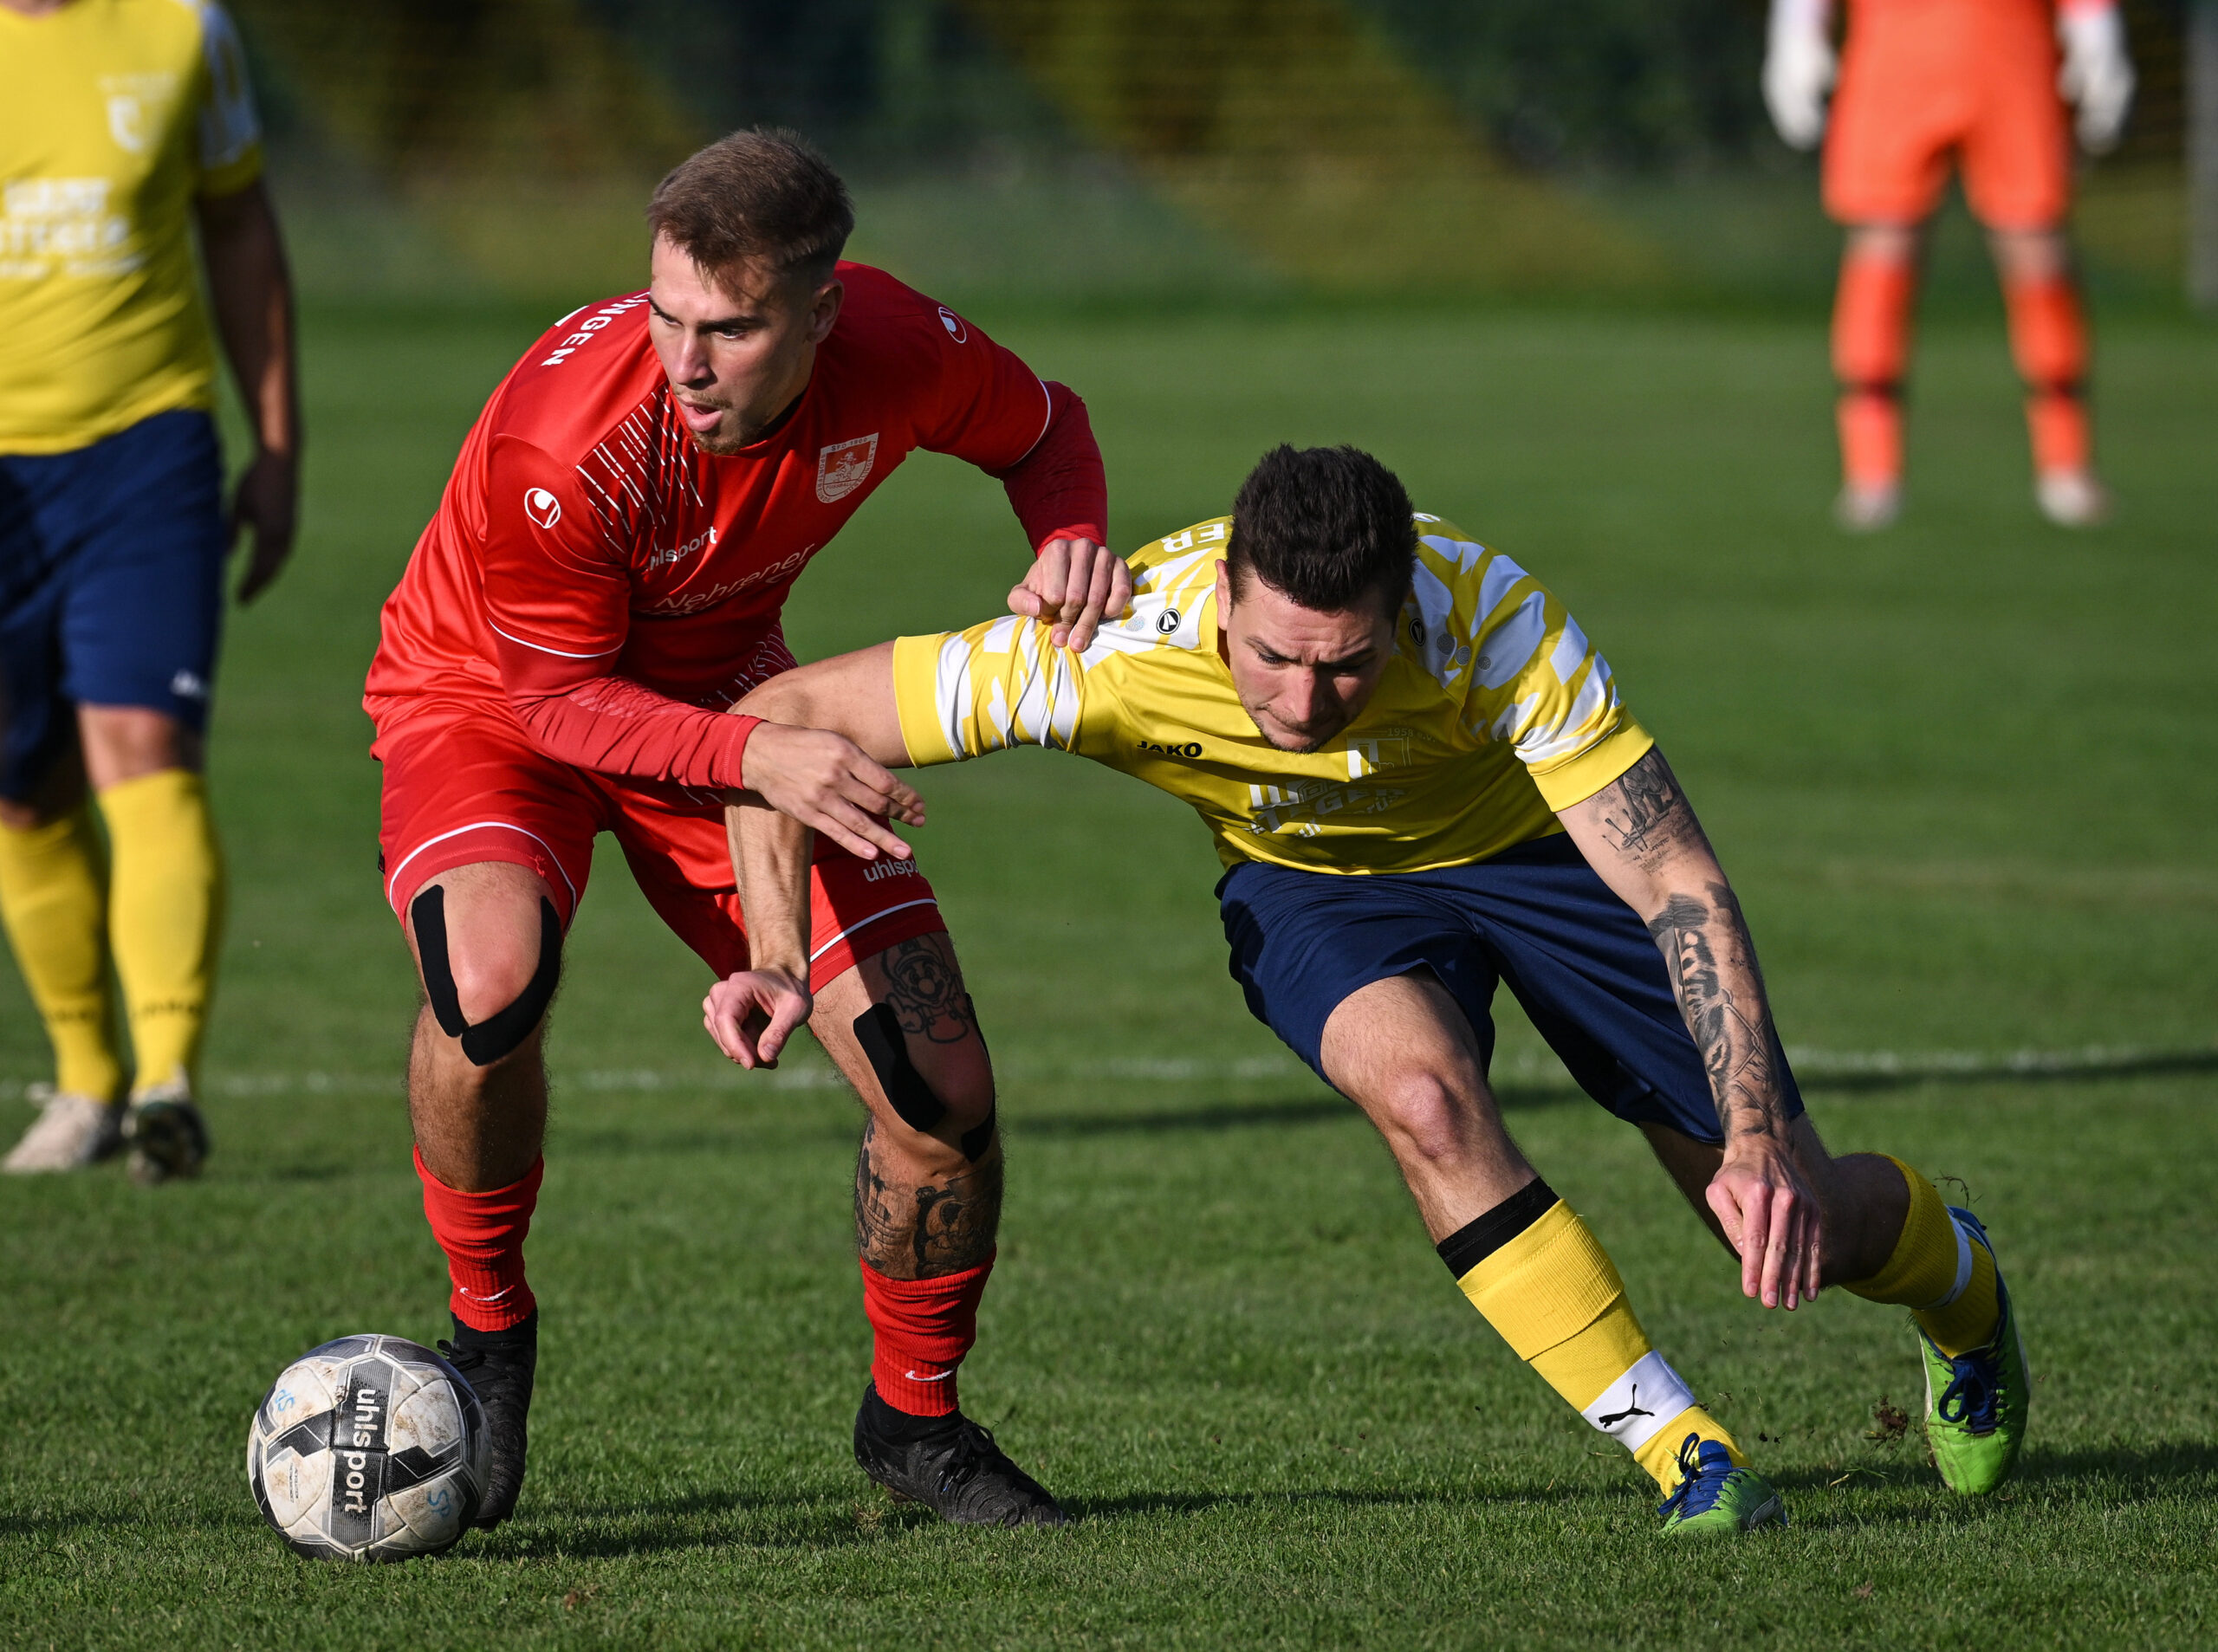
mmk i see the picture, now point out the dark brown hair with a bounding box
[1229,445,1417,617]
[646,127,854,288]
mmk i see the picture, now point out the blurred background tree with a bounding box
[225,0,2201,308]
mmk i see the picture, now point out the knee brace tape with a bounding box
[412,887,561,1067]
[852,1000,998,1161]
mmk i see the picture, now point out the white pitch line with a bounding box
[2,1041,2210,1105]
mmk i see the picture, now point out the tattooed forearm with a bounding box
[879,935,978,1044]
[854,1116,1004,1278]
[1592,750,1708,869]
[1646,885,1787,1143]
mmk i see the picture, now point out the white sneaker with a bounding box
[2036,470,2111,527]
[4,1086,124,1174]
[1834,481,1902,532]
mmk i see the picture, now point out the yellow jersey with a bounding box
[0,0,263,455]
[892,515,1654,875]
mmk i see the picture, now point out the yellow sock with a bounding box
[1455,1196,1742,1493]
[98,770,224,1097]
[1843,1156,2001,1357]
[0,805,122,1100]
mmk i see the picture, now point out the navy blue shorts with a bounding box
[1217,832,1804,1147]
[0,411,227,800]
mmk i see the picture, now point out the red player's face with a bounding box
[646,236,843,455]
[1213,560,1398,753]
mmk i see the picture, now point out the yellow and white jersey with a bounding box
[891,515,1654,875]
[0,0,263,455]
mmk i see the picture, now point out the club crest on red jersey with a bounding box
[816,434,879,503]
[522,488,561,528]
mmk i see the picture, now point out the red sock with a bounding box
[861,1254,994,1417]
[1832,249,1916,489]
[2002,270,2092,475]
[1837,389,1903,490]
[415,1146,542,1332]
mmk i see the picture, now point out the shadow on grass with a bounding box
[2016,1441,2218,1498]
[515,1480,1649,1558]
[1011,1046,2218,1139]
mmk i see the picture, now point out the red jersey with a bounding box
[366,262,1106,792]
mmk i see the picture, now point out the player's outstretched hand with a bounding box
[1009,536,1131,652]
[1707,1137,1825,1312]
[2059,3,2136,153]
[704,969,813,1069]
[739,722,924,862]
[1761,0,1836,151]
[230,446,299,603]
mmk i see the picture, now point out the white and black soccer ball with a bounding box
[246,1333,489,1561]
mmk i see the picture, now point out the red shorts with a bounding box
[1824,4,2071,231]
[372,696,943,991]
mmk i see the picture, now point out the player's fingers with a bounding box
[1760,1185,1797,1310]
[704,988,756,1066]
[1736,1181,1770,1300]
[1064,554,1116,651]
[811,797,911,863]
[840,754,923,818]
[757,989,812,1066]
[1029,541,1072,617]
[1107,557,1134,621]
[834,770,924,832]
[1005,580,1043,619]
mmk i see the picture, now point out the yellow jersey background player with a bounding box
[0,0,299,1180]
[710,445,2033,1531]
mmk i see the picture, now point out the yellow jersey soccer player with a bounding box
[710,445,2032,1530]
[0,0,299,1181]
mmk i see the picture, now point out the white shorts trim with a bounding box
[486,620,621,660]
[385,820,583,915]
[807,897,940,965]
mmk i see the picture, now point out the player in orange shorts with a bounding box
[1764,0,2136,527]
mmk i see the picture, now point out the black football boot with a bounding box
[853,1381,1067,1527]
[439,1312,538,1528]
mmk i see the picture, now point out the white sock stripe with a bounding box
[1921,1216,1975,1312]
[1579,1351,1696,1456]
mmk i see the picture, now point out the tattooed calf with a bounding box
[853,1116,1004,1278]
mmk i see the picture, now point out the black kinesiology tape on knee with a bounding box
[1434,1177,1559,1278]
[852,1001,947,1134]
[411,887,562,1068]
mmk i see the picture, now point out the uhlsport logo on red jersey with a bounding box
[522,488,562,528]
[816,434,879,503]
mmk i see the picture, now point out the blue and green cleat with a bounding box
[1921,1207,2031,1495]
[1657,1435,1786,1537]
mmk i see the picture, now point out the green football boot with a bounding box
[1920,1207,2031,1495]
[1657,1435,1787,1538]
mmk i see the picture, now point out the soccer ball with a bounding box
[246,1333,489,1561]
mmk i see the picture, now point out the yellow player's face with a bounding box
[646,236,842,455]
[1215,560,1398,752]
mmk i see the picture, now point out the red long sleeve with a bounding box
[495,630,759,791]
[992,381,1107,552]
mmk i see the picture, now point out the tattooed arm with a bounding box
[1556,747,1823,1311]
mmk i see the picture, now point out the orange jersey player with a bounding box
[1764,0,2135,527]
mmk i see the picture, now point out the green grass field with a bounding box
[3,295,2215,1649]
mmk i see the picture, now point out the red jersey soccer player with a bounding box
[363,131,1120,1531]
[1764,0,2135,528]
